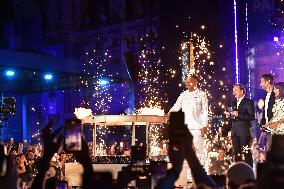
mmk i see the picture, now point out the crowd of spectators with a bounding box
[0,118,283,189]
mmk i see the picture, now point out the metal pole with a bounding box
[146,123,149,156]
[93,123,96,156]
[131,122,135,146]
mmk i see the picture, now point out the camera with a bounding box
[64,118,82,152]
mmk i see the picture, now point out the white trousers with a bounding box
[187,129,205,181]
[191,130,205,165]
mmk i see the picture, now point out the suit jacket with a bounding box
[261,91,275,125]
[231,97,255,136]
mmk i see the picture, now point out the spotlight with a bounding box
[98,79,108,85]
[44,74,53,80]
[5,70,15,77]
[274,37,279,42]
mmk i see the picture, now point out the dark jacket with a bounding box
[231,97,255,136]
[261,91,275,125]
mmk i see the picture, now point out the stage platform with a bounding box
[83,115,168,156]
[65,163,127,186]
[65,161,189,187]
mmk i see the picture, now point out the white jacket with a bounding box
[169,89,208,130]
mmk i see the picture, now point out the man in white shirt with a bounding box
[168,74,208,165]
[260,74,275,126]
[259,74,275,148]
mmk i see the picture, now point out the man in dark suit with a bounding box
[225,84,254,166]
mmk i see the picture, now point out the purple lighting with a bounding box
[234,0,240,83]
[246,3,251,99]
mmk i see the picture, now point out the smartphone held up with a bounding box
[64,118,82,152]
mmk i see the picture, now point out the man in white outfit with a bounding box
[168,74,208,166]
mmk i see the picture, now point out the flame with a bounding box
[74,108,92,119]
[137,106,165,116]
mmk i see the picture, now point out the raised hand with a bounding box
[73,137,92,168]
[40,120,64,160]
[31,121,64,189]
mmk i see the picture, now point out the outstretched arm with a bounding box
[31,122,63,189]
[169,92,184,113]
[155,141,185,189]
[264,118,284,130]
[73,138,96,189]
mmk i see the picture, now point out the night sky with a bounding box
[160,0,235,110]
[0,0,280,142]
